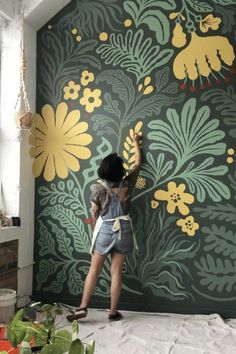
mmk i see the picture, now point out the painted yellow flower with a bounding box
[136,176,146,189]
[80,70,94,86]
[200,15,221,33]
[176,215,199,236]
[29,103,93,181]
[154,182,194,215]
[173,32,235,81]
[80,88,102,113]
[63,80,81,100]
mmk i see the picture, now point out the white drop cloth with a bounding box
[61,308,236,354]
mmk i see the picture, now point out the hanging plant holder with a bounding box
[14,1,34,130]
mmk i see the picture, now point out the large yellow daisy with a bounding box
[154,181,194,215]
[29,102,93,181]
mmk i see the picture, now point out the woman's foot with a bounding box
[109,311,123,321]
[66,307,88,322]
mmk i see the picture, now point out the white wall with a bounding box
[0,0,72,308]
[0,0,35,307]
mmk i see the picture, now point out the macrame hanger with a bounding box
[14,0,30,113]
[14,0,33,129]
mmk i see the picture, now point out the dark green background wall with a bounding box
[31,0,236,317]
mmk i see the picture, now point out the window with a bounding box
[0,11,21,218]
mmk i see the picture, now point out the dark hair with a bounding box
[97,153,124,182]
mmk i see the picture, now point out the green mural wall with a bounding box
[32,0,236,317]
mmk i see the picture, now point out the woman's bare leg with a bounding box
[110,252,126,315]
[79,252,106,308]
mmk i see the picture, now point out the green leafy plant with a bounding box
[3,304,95,354]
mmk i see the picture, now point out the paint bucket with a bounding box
[0,289,16,323]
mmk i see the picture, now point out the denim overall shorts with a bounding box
[94,182,134,255]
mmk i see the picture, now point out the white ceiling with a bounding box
[24,0,71,30]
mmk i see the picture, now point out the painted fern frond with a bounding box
[96,29,173,83]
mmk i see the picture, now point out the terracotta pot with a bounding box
[15,111,33,129]
[0,325,6,340]
[0,340,20,353]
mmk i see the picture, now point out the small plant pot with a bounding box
[0,325,7,339]
[15,111,33,129]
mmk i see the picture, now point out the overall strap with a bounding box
[117,179,124,195]
[101,181,113,193]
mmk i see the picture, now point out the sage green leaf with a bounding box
[211,0,236,4]
[40,343,64,354]
[194,254,236,292]
[69,339,84,354]
[127,92,184,124]
[148,98,226,162]
[40,205,90,252]
[92,114,119,137]
[103,93,121,117]
[86,340,95,354]
[96,69,135,107]
[202,225,236,260]
[48,220,73,257]
[139,10,170,44]
[186,0,213,12]
[58,0,121,38]
[68,264,84,295]
[141,152,173,184]
[124,1,139,21]
[82,137,112,185]
[127,204,198,300]
[194,204,236,224]
[201,86,236,138]
[37,259,60,289]
[96,29,173,83]
[44,265,68,294]
[38,220,56,256]
[182,158,230,202]
[124,0,176,33]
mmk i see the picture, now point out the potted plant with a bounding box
[0,303,95,354]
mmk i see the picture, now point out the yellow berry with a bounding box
[227,148,234,155]
[76,35,82,42]
[99,32,108,41]
[124,19,132,27]
[71,28,78,34]
[227,157,233,164]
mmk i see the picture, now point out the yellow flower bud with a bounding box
[172,23,187,48]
